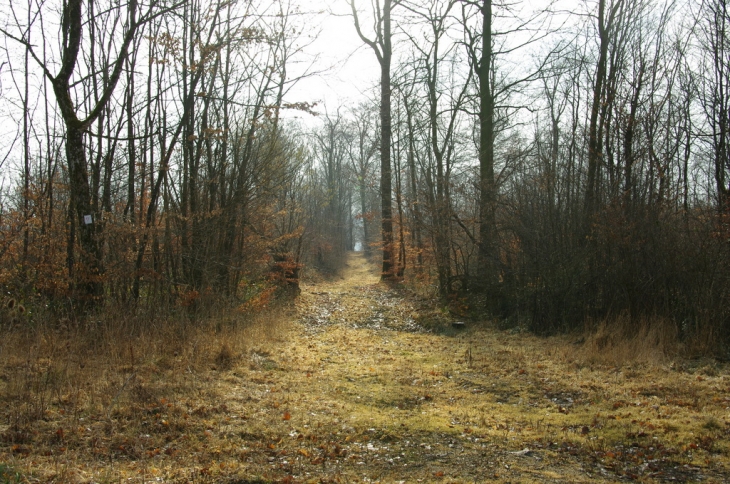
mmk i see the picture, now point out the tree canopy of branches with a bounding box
[1,0,729,353]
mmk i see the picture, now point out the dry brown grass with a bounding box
[577,315,681,367]
[0,299,292,482]
[1,253,729,483]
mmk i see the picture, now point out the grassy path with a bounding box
[2,251,730,482]
[212,252,730,483]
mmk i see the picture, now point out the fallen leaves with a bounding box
[11,444,31,455]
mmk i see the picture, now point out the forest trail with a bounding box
[199,251,729,483]
[220,250,594,483]
[3,252,729,483]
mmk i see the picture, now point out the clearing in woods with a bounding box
[2,251,730,482]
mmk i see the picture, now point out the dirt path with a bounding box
[3,251,729,483]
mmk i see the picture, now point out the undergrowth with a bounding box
[0,295,291,443]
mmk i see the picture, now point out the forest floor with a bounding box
[2,251,730,483]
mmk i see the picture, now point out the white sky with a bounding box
[283,0,381,122]
[282,0,573,124]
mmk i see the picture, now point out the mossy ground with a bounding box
[1,252,730,482]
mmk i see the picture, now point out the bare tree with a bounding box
[349,0,399,280]
[402,0,472,294]
[460,0,556,303]
[2,0,179,304]
[346,102,379,258]
[697,0,730,213]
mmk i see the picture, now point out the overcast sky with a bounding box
[282,0,571,124]
[282,0,381,123]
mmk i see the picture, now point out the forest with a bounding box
[3,0,730,481]
[0,0,729,350]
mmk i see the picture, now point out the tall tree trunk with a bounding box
[394,131,406,278]
[350,0,396,281]
[380,1,395,280]
[64,124,103,302]
[42,0,141,305]
[22,22,31,282]
[585,0,616,226]
[476,0,498,287]
[359,177,371,256]
[623,59,644,215]
[403,94,423,270]
[124,57,137,223]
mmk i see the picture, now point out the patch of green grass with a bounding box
[0,464,21,484]
[703,416,723,431]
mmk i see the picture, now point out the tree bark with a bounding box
[585,0,616,226]
[46,0,140,305]
[63,123,103,301]
[380,0,395,280]
[475,0,498,287]
[350,0,396,281]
